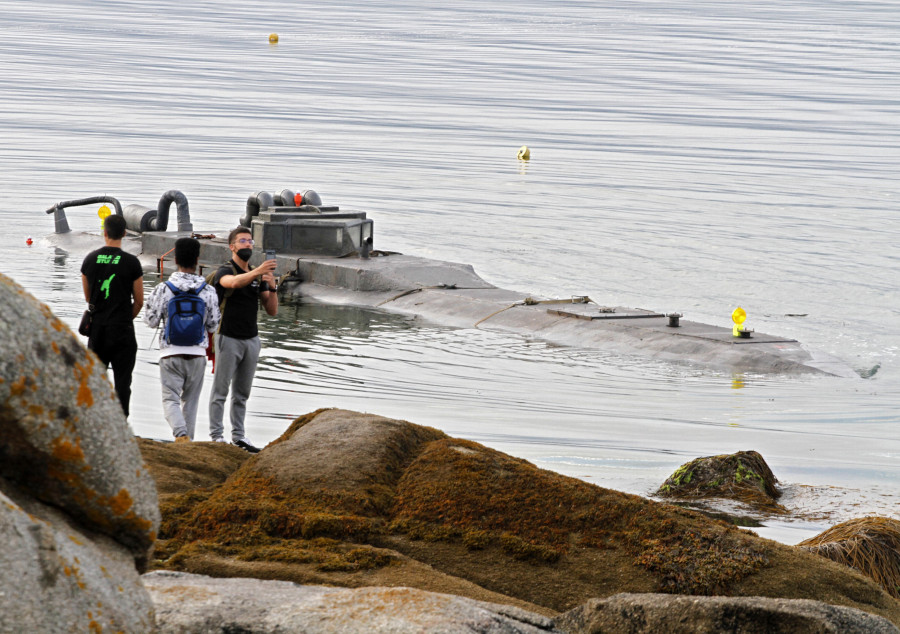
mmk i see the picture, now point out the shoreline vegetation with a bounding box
[139,408,900,626]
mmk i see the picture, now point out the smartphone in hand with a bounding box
[265,250,277,260]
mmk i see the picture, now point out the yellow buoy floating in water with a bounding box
[98,204,111,229]
[517,145,530,160]
[732,306,746,337]
[269,33,279,43]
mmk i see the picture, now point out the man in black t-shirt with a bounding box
[208,226,278,452]
[80,214,144,417]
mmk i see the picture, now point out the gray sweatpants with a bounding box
[159,355,207,440]
[208,334,261,442]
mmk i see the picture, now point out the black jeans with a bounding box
[88,322,138,417]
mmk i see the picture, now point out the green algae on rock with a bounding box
[656,450,782,510]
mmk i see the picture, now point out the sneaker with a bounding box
[174,435,191,444]
[233,438,261,453]
[211,437,228,443]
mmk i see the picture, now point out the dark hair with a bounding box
[228,226,251,245]
[174,237,201,269]
[104,214,127,240]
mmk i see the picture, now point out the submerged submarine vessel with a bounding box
[45,190,856,378]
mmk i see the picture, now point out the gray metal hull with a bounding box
[135,230,855,378]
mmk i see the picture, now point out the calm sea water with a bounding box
[1,0,898,544]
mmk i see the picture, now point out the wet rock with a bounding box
[0,273,160,559]
[0,274,158,631]
[799,516,900,599]
[656,450,781,508]
[554,593,899,634]
[144,570,561,633]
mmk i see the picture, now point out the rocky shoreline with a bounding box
[2,272,900,632]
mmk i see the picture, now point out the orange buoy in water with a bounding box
[269,33,279,43]
[25,236,33,246]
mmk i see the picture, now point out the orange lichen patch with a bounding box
[43,461,155,550]
[38,303,66,332]
[52,437,86,466]
[51,342,60,354]
[108,488,134,516]
[29,404,45,416]
[69,535,84,545]
[47,464,84,489]
[73,361,94,407]
[88,621,101,633]
[10,375,27,397]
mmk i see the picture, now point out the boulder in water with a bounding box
[656,450,781,510]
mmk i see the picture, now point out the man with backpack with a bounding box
[207,227,278,453]
[144,237,220,442]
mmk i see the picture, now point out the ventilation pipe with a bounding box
[122,190,192,233]
[273,189,296,207]
[241,191,273,227]
[44,195,124,234]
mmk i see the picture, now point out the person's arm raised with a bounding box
[219,259,277,289]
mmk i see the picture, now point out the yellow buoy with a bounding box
[732,306,746,337]
[517,145,530,160]
[98,205,111,228]
[268,33,279,43]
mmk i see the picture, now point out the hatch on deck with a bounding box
[548,304,797,345]
[251,206,374,257]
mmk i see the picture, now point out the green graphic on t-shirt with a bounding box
[96,254,121,265]
[100,273,116,299]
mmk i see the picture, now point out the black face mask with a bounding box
[236,248,253,262]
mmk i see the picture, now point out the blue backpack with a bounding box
[164,281,208,346]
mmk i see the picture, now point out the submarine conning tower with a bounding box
[242,188,374,258]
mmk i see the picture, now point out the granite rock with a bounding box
[145,570,561,633]
[554,592,900,634]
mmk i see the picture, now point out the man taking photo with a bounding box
[208,227,278,452]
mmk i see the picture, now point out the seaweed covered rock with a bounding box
[136,437,249,505]
[0,273,158,632]
[656,450,781,509]
[555,593,900,634]
[145,409,900,625]
[799,516,900,600]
